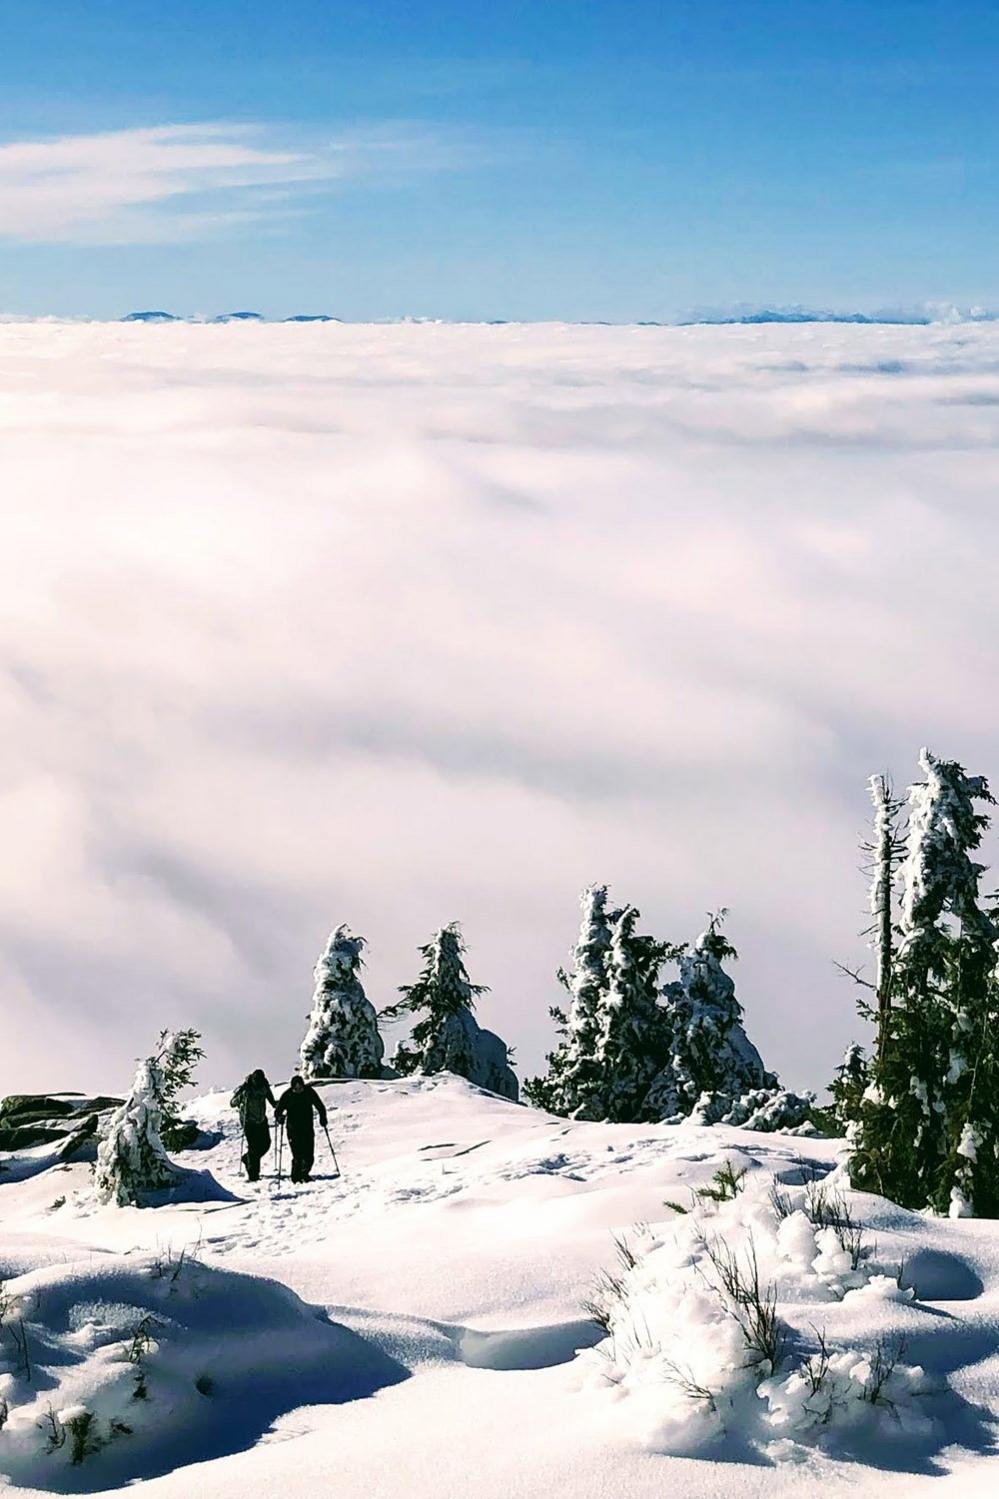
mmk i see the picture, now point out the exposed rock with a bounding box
[56,1114,99,1162]
[0,1095,77,1121]
[0,1093,124,1154]
[0,1123,69,1150]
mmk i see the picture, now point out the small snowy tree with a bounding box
[644,913,812,1130]
[588,906,673,1122]
[299,925,384,1081]
[829,1042,869,1127]
[849,749,999,1215]
[645,912,766,1121]
[94,1050,177,1207]
[157,1028,204,1148]
[383,924,518,1101]
[524,884,621,1115]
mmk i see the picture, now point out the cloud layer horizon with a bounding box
[3,319,997,1099]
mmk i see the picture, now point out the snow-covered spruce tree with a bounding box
[644,913,813,1131]
[829,1042,869,1127]
[849,749,999,1215]
[523,884,621,1115]
[383,924,518,1101]
[299,924,384,1081]
[588,906,674,1122]
[94,1048,177,1206]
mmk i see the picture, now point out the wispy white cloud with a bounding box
[0,121,473,244]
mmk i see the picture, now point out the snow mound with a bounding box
[581,1162,994,1467]
[428,1013,519,1101]
[0,1254,406,1491]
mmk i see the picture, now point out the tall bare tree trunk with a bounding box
[869,773,899,1059]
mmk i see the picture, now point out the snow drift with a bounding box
[2,1075,998,1498]
[0,1253,405,1491]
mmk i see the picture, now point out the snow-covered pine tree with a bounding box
[384,924,518,1101]
[829,1042,869,1128]
[299,925,384,1081]
[523,884,620,1115]
[850,749,999,1215]
[589,906,673,1122]
[94,1048,177,1206]
[644,912,765,1121]
[907,753,999,1217]
[644,913,813,1130]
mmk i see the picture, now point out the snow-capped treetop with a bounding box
[563,884,619,1037]
[898,748,996,975]
[397,924,488,1020]
[866,774,906,989]
[299,924,384,1081]
[315,924,365,989]
[868,774,895,928]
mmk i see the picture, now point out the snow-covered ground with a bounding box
[2,1076,997,1496]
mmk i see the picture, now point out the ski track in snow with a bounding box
[2,1077,998,1498]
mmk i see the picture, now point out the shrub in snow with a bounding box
[701,1085,816,1134]
[299,925,384,1081]
[93,1054,177,1207]
[384,924,518,1101]
[759,1339,932,1445]
[845,749,999,1216]
[582,1167,935,1462]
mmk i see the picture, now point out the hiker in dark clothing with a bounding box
[275,1074,327,1183]
[231,1069,277,1182]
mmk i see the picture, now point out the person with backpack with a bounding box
[230,1069,277,1182]
[275,1074,328,1184]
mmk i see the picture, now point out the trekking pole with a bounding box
[276,1118,285,1186]
[240,1122,247,1178]
[322,1124,340,1176]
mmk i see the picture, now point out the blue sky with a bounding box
[1,0,997,320]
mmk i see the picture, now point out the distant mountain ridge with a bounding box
[120,310,342,325]
[677,304,999,327]
[64,305,999,328]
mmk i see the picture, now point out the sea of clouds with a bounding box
[2,319,998,1097]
